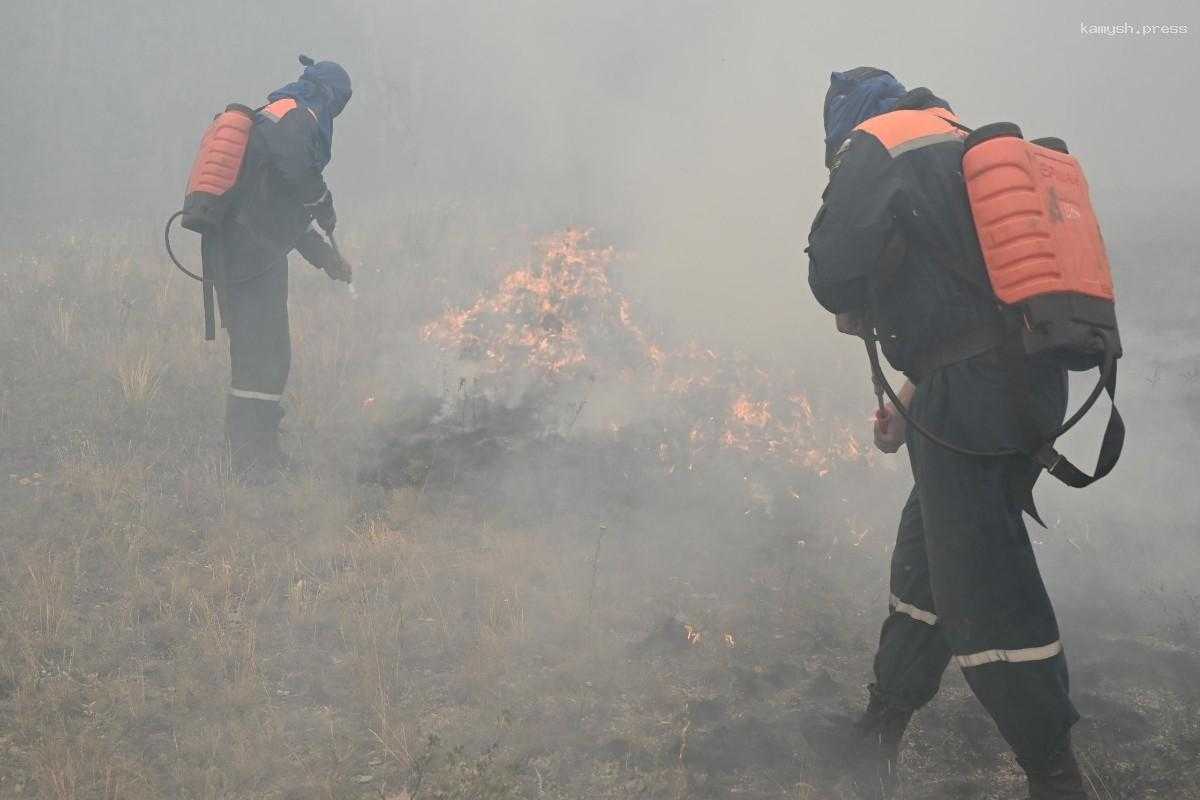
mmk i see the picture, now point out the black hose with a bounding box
[164,211,283,285]
[164,211,205,281]
[865,332,1116,458]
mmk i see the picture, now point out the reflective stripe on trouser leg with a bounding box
[871,486,953,712]
[955,639,1062,668]
[890,593,937,626]
[229,387,283,402]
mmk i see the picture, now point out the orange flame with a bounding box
[421,230,876,474]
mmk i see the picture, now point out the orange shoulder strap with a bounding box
[854,109,965,156]
[259,98,299,122]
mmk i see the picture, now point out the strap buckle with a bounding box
[1034,443,1063,472]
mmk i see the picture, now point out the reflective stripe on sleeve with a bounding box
[304,189,330,209]
[229,388,283,402]
[954,640,1063,668]
[888,131,964,157]
[889,593,938,626]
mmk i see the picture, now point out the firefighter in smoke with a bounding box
[205,55,353,475]
[806,68,1088,799]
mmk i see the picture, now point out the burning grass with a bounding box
[413,229,874,479]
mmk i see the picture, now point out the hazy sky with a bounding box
[3,0,1195,353]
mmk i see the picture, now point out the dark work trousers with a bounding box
[205,227,291,459]
[869,353,1078,774]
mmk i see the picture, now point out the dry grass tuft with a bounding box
[48,300,77,349]
[114,347,165,410]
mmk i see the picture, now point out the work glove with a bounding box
[324,251,353,283]
[836,311,867,337]
[295,226,349,281]
[873,404,906,453]
[307,190,336,234]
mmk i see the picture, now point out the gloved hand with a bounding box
[873,404,906,453]
[836,311,867,337]
[309,190,336,234]
[872,379,915,454]
[324,251,353,283]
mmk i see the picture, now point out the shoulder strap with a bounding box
[1000,313,1124,497]
[853,108,965,155]
[259,98,299,122]
[1032,365,1124,489]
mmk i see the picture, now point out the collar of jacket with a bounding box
[891,87,954,114]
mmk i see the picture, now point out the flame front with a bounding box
[421,229,874,474]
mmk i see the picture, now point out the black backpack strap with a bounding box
[1000,312,1045,455]
[997,316,1037,523]
[1000,312,1125,501]
[1034,363,1124,488]
[938,115,975,135]
[200,232,220,341]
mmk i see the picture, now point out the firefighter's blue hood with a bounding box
[268,55,352,166]
[823,67,906,167]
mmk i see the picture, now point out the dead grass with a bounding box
[49,300,77,349]
[113,346,165,410]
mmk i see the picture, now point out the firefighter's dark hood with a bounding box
[822,67,906,167]
[268,55,352,167]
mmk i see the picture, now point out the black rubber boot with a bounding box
[1026,739,1089,799]
[225,395,289,482]
[847,691,913,800]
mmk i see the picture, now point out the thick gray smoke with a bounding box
[0,2,1197,793]
[3,0,1196,614]
[3,0,1197,615]
[4,1,1196,347]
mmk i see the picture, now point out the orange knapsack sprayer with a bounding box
[963,123,1120,369]
[179,104,256,233]
[164,103,259,340]
[865,119,1124,497]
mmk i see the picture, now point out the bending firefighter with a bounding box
[807,68,1098,799]
[174,56,353,475]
